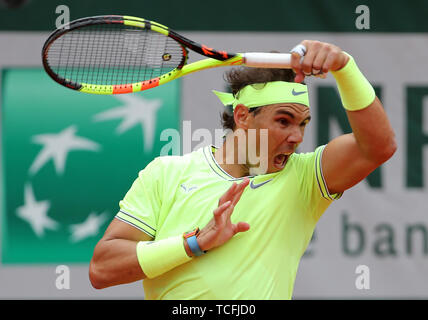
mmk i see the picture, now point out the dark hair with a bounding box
[221,66,297,130]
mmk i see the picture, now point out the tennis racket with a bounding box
[42,15,295,95]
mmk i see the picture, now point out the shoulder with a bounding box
[140,148,205,177]
[289,145,325,170]
[293,145,342,201]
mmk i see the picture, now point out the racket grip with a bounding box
[243,52,293,68]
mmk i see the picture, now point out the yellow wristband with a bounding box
[331,52,376,111]
[136,235,192,279]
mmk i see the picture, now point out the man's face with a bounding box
[236,103,311,174]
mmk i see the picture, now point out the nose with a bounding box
[287,125,304,145]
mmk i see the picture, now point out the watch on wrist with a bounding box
[183,227,207,256]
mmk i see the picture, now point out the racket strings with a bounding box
[46,24,184,86]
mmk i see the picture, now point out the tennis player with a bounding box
[89,40,396,299]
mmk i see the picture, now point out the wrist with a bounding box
[183,238,193,257]
[331,52,375,111]
[136,235,192,279]
[333,52,350,71]
[183,228,207,257]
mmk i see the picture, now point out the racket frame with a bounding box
[42,15,243,95]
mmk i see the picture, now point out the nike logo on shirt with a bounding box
[250,178,273,189]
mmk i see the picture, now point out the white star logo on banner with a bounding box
[16,184,59,238]
[69,212,108,243]
[29,125,100,175]
[93,95,162,153]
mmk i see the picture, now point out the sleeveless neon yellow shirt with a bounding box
[115,145,341,299]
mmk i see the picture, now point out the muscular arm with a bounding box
[322,96,396,194]
[291,40,396,195]
[89,219,152,289]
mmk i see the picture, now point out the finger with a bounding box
[290,43,306,81]
[230,178,249,206]
[290,51,305,83]
[223,203,235,224]
[227,178,248,207]
[300,42,320,75]
[236,177,250,191]
[290,51,303,74]
[229,178,248,196]
[294,70,305,83]
[218,182,237,206]
[322,49,343,73]
[233,222,250,234]
[312,46,329,75]
[213,200,232,225]
[314,73,327,79]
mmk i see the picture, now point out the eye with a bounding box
[300,119,310,127]
[278,118,289,126]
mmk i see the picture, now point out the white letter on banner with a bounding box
[55,5,70,29]
[55,265,71,290]
[355,5,370,30]
[355,264,370,290]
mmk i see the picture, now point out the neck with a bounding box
[214,133,251,178]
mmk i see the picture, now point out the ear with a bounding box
[233,104,252,130]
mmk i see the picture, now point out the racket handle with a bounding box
[243,52,294,68]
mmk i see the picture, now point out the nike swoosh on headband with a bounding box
[292,88,307,96]
[250,178,273,189]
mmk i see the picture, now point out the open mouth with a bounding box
[273,154,289,169]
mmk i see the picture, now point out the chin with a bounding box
[248,153,292,176]
[248,166,269,176]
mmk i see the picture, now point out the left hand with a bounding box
[196,178,250,253]
[290,40,350,83]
